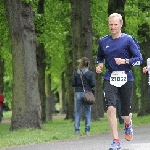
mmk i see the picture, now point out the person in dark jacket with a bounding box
[0,93,4,123]
[143,66,150,102]
[72,57,96,136]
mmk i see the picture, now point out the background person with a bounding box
[143,66,150,103]
[72,57,96,136]
[0,93,4,123]
[96,13,143,150]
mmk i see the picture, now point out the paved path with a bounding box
[5,124,150,150]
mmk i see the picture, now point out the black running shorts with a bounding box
[104,80,133,116]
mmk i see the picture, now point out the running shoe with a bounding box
[108,140,121,150]
[124,120,133,141]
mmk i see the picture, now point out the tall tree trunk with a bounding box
[94,73,104,119]
[80,0,102,120]
[60,72,66,114]
[70,0,81,70]
[4,0,42,130]
[70,0,100,120]
[65,50,74,120]
[79,0,93,61]
[36,0,46,122]
[45,73,52,121]
[0,57,4,93]
[37,44,46,122]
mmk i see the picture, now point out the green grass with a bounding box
[2,111,12,119]
[0,112,150,149]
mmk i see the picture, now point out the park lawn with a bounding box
[0,111,150,149]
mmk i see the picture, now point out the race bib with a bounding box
[110,71,127,87]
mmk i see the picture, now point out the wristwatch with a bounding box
[125,59,129,64]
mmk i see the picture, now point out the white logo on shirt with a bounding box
[132,61,140,66]
[106,46,109,48]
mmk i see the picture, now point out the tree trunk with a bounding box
[94,73,104,119]
[60,72,66,114]
[60,0,78,120]
[70,0,100,121]
[37,43,46,122]
[0,57,4,93]
[45,73,52,121]
[79,1,93,61]
[70,0,81,70]
[64,50,74,120]
[4,0,42,130]
[36,0,46,122]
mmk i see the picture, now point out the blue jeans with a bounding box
[74,92,91,133]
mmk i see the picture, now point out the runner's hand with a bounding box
[96,65,103,74]
[114,58,125,65]
[143,67,148,73]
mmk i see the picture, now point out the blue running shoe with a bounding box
[124,120,133,141]
[109,140,121,150]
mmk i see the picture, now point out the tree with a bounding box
[0,1,12,107]
[4,0,42,130]
[36,0,46,122]
[0,2,5,94]
[91,0,109,118]
[137,1,150,116]
[0,56,4,93]
[43,0,71,117]
[70,0,100,120]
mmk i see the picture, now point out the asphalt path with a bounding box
[5,124,150,150]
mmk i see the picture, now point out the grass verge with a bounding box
[0,111,150,149]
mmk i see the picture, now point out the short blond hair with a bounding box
[108,13,123,24]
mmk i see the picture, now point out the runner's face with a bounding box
[108,16,122,36]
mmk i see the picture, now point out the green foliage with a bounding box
[125,0,150,42]
[91,0,109,53]
[1,0,150,112]
[125,1,139,38]
[39,0,71,91]
[4,77,12,109]
[0,1,12,107]
[0,2,12,71]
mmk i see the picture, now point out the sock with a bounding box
[125,122,131,127]
[114,139,120,143]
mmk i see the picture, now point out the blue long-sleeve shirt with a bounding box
[97,33,143,81]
